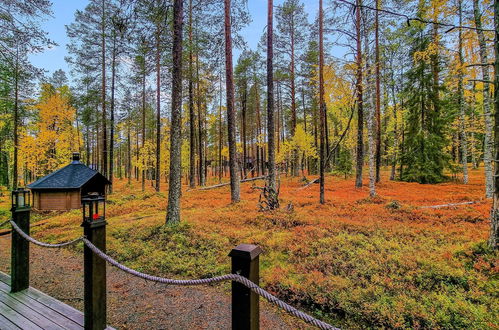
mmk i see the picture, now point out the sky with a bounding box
[29,0,320,80]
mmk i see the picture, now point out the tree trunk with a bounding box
[473,0,494,197]
[196,49,205,186]
[319,0,326,204]
[390,72,398,181]
[224,0,240,203]
[242,86,247,178]
[188,0,196,188]
[374,0,381,183]
[141,62,146,192]
[109,35,117,194]
[290,15,298,177]
[267,0,276,192]
[166,0,183,225]
[489,0,498,249]
[13,46,19,189]
[127,116,131,186]
[101,0,107,178]
[355,0,364,188]
[218,71,223,182]
[457,0,468,184]
[155,19,162,192]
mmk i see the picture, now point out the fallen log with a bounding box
[420,201,481,209]
[298,178,319,190]
[199,176,267,190]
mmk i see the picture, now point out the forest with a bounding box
[0,0,498,328]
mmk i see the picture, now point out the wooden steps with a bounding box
[0,272,113,329]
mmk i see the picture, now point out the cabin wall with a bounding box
[34,190,81,210]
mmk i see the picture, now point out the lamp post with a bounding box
[11,188,31,292]
[81,194,107,330]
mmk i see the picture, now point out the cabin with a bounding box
[27,153,110,211]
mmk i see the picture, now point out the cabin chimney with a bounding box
[72,152,81,163]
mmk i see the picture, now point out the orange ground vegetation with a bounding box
[2,168,497,329]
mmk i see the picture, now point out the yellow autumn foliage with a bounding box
[19,84,79,178]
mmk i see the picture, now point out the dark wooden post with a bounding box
[11,204,30,293]
[82,201,107,330]
[229,244,262,330]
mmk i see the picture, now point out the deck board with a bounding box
[0,272,114,329]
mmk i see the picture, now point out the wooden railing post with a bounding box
[229,244,262,330]
[82,216,107,329]
[11,204,30,293]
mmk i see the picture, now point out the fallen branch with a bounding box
[298,178,319,190]
[420,201,482,209]
[199,176,267,190]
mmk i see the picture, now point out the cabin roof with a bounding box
[27,158,110,190]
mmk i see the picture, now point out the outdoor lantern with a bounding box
[82,194,106,223]
[11,188,31,210]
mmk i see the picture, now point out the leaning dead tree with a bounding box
[253,181,280,211]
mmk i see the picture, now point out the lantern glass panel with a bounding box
[17,191,24,208]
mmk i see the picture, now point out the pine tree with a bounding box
[401,27,449,184]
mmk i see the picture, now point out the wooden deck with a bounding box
[0,272,113,329]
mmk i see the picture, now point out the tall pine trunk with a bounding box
[141,62,146,192]
[155,16,162,192]
[109,35,117,194]
[290,15,298,177]
[319,0,326,204]
[374,0,381,183]
[267,0,277,191]
[196,51,205,186]
[224,0,240,202]
[188,0,196,188]
[101,0,107,178]
[355,0,364,188]
[166,0,183,225]
[473,0,494,197]
[489,0,498,249]
[458,0,468,184]
[13,46,19,189]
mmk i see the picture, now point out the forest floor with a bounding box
[0,168,497,329]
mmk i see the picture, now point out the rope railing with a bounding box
[9,220,339,330]
[10,220,83,248]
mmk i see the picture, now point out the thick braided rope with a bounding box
[10,220,83,248]
[83,238,338,330]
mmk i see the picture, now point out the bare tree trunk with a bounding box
[319,0,326,204]
[101,0,107,178]
[355,0,364,188]
[224,0,240,202]
[155,16,162,192]
[489,0,498,249]
[218,70,223,182]
[13,46,19,189]
[267,0,276,191]
[166,0,183,225]
[127,116,131,186]
[188,0,196,188]
[368,80,376,197]
[196,49,205,186]
[457,0,468,184]
[109,35,117,194]
[242,87,247,178]
[290,15,298,177]
[141,63,146,192]
[473,0,494,197]
[390,72,398,181]
[374,0,381,183]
